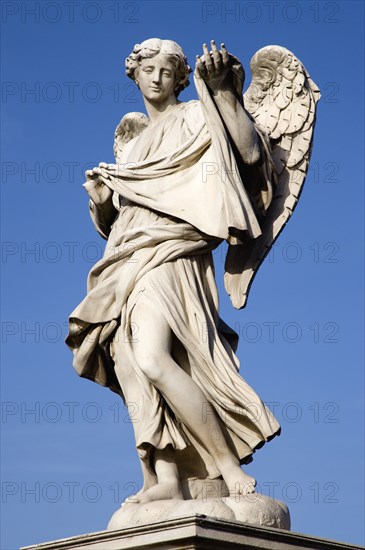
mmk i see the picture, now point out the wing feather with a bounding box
[113,112,149,162]
[224,45,320,309]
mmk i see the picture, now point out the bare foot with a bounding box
[122,488,144,506]
[221,464,256,498]
[128,479,184,504]
[122,482,157,506]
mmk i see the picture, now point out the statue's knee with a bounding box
[138,362,163,383]
[134,351,163,383]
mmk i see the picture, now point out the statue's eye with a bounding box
[163,71,172,78]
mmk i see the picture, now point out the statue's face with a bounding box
[136,53,177,103]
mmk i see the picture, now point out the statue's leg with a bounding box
[129,446,183,504]
[131,294,256,499]
[111,329,158,500]
[112,323,185,503]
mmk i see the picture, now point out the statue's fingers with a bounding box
[210,40,219,54]
[85,172,98,182]
[99,162,108,168]
[105,166,116,176]
[210,40,222,71]
[221,43,229,67]
[195,55,207,76]
[202,43,213,72]
[99,167,108,177]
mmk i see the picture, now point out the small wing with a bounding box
[224,45,320,309]
[89,112,149,239]
[113,112,149,162]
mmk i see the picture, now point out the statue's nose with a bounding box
[152,70,161,84]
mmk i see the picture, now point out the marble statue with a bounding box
[66,39,319,527]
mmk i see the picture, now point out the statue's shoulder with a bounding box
[115,112,149,144]
[180,99,201,114]
[114,112,149,162]
[180,100,205,132]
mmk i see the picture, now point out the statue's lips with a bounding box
[149,87,162,92]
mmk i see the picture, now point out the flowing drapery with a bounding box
[67,78,280,481]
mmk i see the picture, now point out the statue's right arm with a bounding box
[84,168,118,239]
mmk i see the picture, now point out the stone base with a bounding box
[21,515,363,550]
[107,493,290,531]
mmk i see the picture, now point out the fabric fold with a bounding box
[67,90,280,482]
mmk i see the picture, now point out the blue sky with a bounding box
[1,1,364,548]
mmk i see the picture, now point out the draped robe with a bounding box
[66,74,280,483]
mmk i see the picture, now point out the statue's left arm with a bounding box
[82,113,149,240]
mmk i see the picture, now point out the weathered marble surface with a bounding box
[107,493,290,531]
[66,38,320,523]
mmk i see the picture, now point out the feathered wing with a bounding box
[224,45,320,309]
[113,111,149,162]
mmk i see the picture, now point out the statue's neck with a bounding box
[143,96,180,122]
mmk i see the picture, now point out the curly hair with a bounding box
[125,38,191,98]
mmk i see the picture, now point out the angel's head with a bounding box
[125,39,191,99]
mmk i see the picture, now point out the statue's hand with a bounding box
[195,40,231,93]
[83,163,113,206]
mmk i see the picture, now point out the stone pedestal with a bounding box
[21,515,363,550]
[107,494,290,531]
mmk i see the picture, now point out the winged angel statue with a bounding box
[67,39,320,506]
